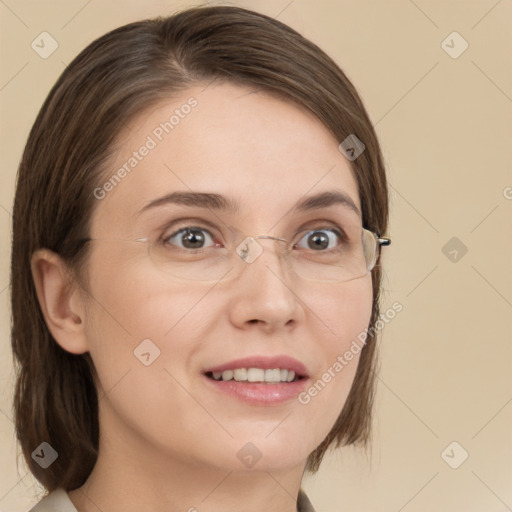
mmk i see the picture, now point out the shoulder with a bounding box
[27,487,314,512]
[26,488,77,512]
[298,488,316,512]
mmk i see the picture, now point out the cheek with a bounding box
[328,276,373,381]
[81,268,218,449]
[308,275,373,353]
[85,241,211,334]
[81,253,213,392]
[298,276,373,429]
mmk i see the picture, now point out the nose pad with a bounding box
[234,235,288,273]
[235,236,264,264]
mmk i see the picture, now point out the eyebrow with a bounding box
[137,190,361,218]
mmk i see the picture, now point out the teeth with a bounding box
[222,370,234,381]
[210,368,299,383]
[265,369,281,382]
[247,368,265,382]
[233,368,248,381]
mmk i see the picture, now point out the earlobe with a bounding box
[31,249,90,354]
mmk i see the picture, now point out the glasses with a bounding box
[82,222,390,284]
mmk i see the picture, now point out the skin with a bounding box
[32,82,373,512]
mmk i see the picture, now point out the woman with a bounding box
[11,5,390,512]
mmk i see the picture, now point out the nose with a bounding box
[228,235,304,333]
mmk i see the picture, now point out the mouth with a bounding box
[202,355,309,405]
[205,367,306,383]
[203,355,309,382]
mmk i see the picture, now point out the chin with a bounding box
[200,434,314,473]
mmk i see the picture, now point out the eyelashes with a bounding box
[160,223,349,253]
[162,226,218,251]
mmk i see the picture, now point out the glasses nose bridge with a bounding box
[253,235,288,257]
[253,234,287,244]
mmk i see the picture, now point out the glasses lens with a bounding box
[289,227,376,282]
[362,229,378,271]
[147,226,378,283]
[148,237,232,281]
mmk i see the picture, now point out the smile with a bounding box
[206,368,301,383]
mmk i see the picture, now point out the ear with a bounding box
[31,248,90,354]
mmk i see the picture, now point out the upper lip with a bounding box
[204,355,309,378]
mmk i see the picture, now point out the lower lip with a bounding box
[203,375,309,406]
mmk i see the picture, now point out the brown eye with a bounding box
[163,227,216,250]
[295,229,344,252]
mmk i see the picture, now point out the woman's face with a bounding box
[81,82,373,473]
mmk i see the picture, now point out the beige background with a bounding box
[1,0,511,511]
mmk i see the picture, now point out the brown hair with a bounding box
[11,5,389,492]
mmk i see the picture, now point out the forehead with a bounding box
[90,82,361,235]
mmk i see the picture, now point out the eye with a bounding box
[295,228,345,252]
[162,226,220,251]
